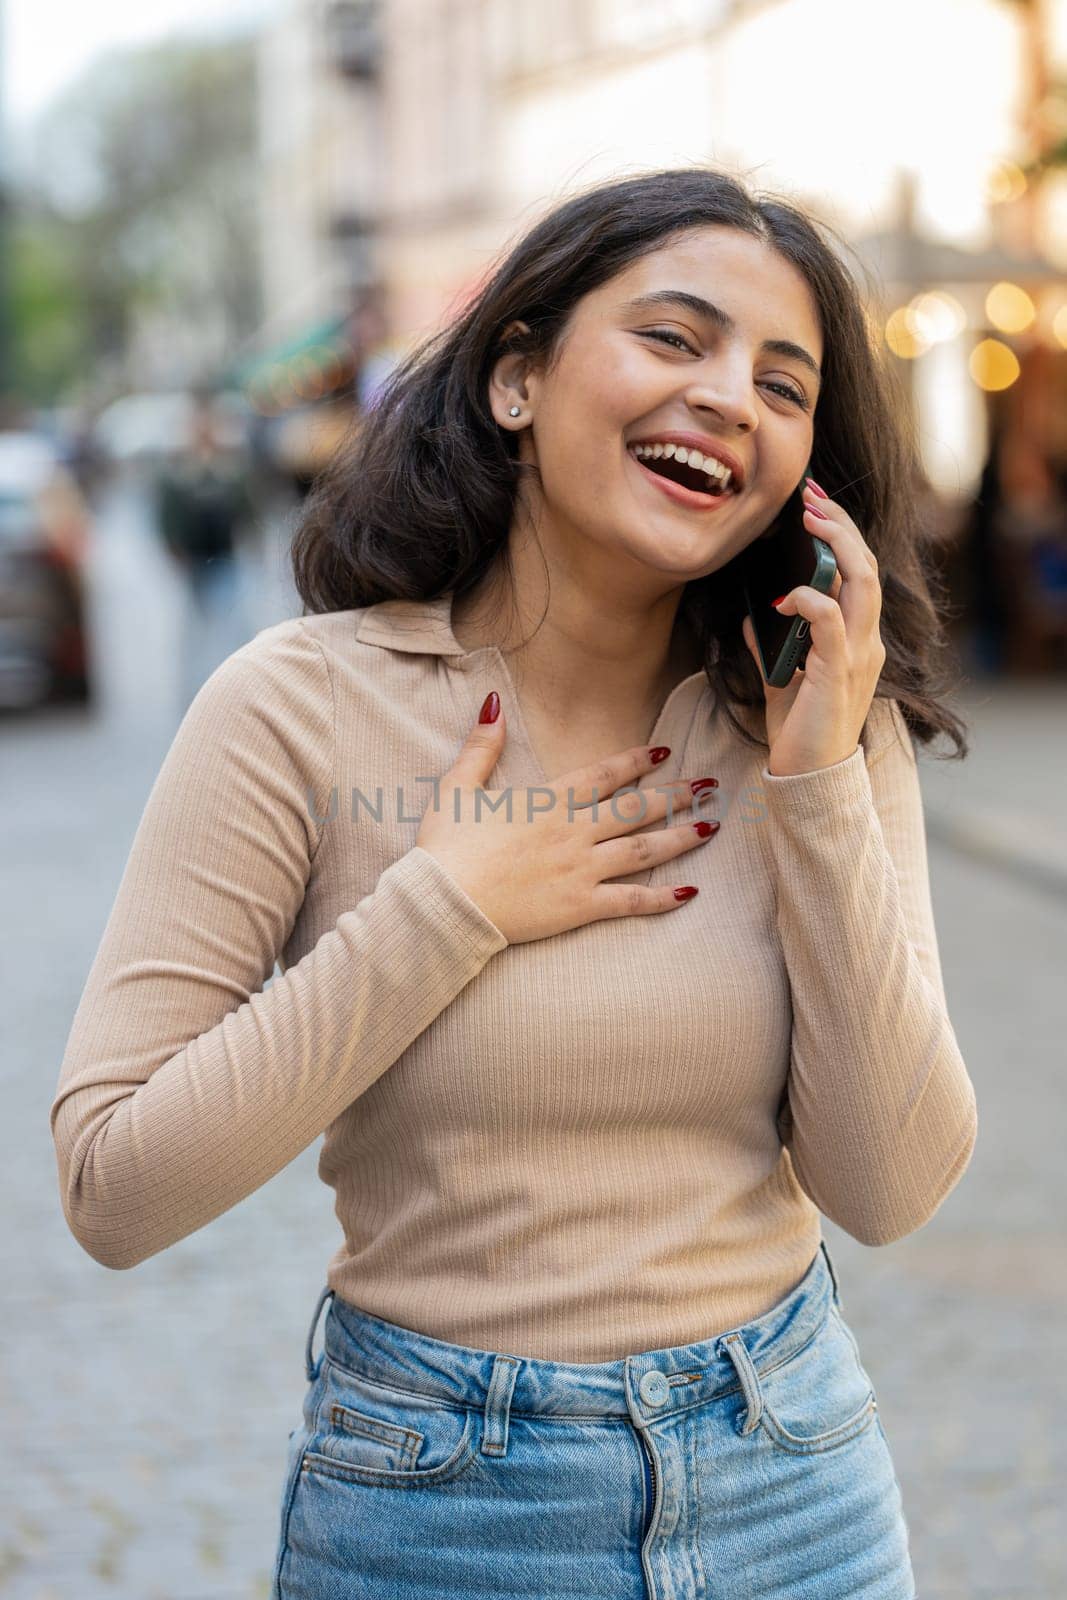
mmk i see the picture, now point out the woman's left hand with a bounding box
[740,477,886,777]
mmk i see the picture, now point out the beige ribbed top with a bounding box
[50,592,977,1362]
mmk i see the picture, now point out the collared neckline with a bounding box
[352,588,719,799]
[354,591,473,660]
[353,591,712,693]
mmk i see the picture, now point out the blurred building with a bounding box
[258,0,382,336]
[237,0,388,475]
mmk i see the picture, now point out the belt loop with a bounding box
[480,1356,520,1458]
[717,1333,765,1436]
[305,1285,335,1383]
[819,1238,842,1308]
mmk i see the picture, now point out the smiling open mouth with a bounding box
[627,445,738,504]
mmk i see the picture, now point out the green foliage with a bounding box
[8,211,94,403]
[8,30,261,406]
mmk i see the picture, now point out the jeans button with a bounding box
[639,1370,670,1407]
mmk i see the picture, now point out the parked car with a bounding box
[0,431,94,712]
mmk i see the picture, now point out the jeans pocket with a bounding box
[754,1308,877,1457]
[271,1417,312,1599]
[300,1352,479,1488]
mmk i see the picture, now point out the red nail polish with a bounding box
[673,886,699,901]
[479,691,500,723]
[649,746,671,764]
[804,504,829,520]
[771,594,787,608]
[805,477,828,498]
[690,778,719,793]
[693,820,719,838]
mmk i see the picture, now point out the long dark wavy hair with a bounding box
[291,167,968,759]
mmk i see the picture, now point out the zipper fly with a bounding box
[641,1432,658,1527]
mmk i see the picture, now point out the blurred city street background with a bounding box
[2,0,1067,1596]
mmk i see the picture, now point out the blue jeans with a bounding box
[271,1241,916,1597]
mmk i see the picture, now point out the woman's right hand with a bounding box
[415,691,721,946]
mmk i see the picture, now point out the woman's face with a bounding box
[493,226,823,585]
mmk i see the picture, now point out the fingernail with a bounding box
[693,820,720,838]
[805,477,828,498]
[804,505,829,521]
[771,594,788,608]
[649,746,672,763]
[673,886,699,901]
[479,691,500,723]
[690,778,719,794]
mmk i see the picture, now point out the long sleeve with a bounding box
[49,622,508,1270]
[761,696,977,1247]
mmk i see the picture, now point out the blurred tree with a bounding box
[8,209,96,404]
[8,31,260,405]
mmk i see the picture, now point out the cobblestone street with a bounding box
[3,484,1064,1597]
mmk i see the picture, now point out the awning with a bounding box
[225,313,353,389]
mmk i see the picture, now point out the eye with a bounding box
[640,327,699,355]
[763,379,810,410]
[640,331,811,410]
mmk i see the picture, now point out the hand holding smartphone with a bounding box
[739,461,838,688]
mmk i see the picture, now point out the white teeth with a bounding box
[631,442,734,489]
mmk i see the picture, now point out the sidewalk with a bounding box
[915,675,1067,900]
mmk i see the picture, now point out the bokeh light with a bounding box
[884,307,931,359]
[968,337,1022,391]
[907,291,968,344]
[984,159,1028,204]
[985,281,1037,334]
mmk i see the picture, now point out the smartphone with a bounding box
[739,463,837,688]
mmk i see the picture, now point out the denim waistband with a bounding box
[303,1239,842,1426]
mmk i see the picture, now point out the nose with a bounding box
[682,359,759,433]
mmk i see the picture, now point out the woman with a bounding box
[51,168,978,1598]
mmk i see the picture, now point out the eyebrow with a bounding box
[621,290,822,384]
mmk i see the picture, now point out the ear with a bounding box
[489,320,538,429]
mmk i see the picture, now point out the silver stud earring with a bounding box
[508,405,521,417]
